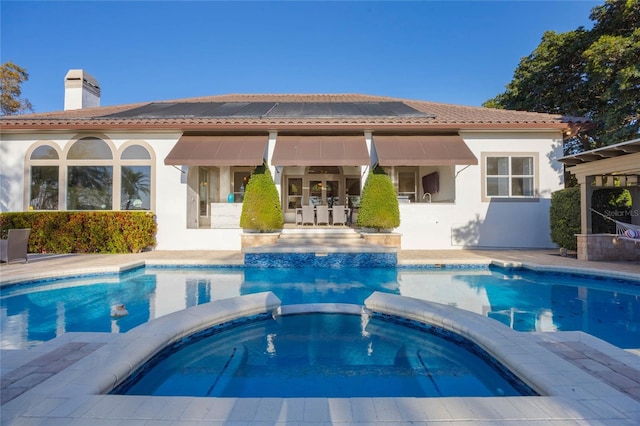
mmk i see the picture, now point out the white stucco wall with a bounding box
[397,131,564,249]
[0,131,245,251]
[1,129,564,251]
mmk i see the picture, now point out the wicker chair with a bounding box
[331,205,347,226]
[316,205,330,225]
[0,228,31,263]
[302,205,315,226]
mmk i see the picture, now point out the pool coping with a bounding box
[1,256,639,287]
[2,292,640,424]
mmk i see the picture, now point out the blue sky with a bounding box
[2,1,601,113]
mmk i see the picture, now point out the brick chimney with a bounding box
[64,69,100,110]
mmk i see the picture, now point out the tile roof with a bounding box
[0,93,590,132]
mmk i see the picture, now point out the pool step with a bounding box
[279,228,364,246]
[281,227,362,236]
[248,228,392,253]
[281,228,370,249]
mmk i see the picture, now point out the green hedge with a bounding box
[549,187,581,251]
[0,211,157,254]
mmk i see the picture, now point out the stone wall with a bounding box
[360,232,402,248]
[241,232,280,250]
[577,234,640,261]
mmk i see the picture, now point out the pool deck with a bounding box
[1,249,640,425]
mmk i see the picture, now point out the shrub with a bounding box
[549,187,581,251]
[240,164,284,232]
[357,165,400,231]
[0,211,156,253]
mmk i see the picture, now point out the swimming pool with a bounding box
[1,265,639,349]
[114,312,536,398]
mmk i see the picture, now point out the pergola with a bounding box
[559,138,640,260]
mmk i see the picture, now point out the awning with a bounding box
[271,135,370,166]
[164,135,268,166]
[373,135,478,166]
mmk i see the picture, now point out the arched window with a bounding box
[67,137,112,160]
[307,165,341,174]
[28,144,60,210]
[31,145,60,160]
[120,144,153,210]
[26,137,155,211]
[66,137,114,210]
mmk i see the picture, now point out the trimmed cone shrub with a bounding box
[240,164,284,232]
[550,186,581,251]
[357,165,400,231]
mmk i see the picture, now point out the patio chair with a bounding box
[0,228,31,264]
[295,208,303,225]
[316,205,330,225]
[331,205,347,226]
[302,205,315,226]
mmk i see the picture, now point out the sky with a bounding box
[1,1,602,114]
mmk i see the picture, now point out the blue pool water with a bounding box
[115,313,536,398]
[1,266,639,349]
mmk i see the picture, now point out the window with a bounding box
[382,166,418,203]
[25,138,155,211]
[308,166,340,174]
[232,169,251,203]
[67,165,113,210]
[31,145,59,160]
[346,178,361,208]
[397,170,417,203]
[121,166,151,210]
[287,178,302,209]
[483,154,537,200]
[28,145,60,210]
[120,144,152,210]
[67,138,113,210]
[68,137,112,160]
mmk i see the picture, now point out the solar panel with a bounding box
[101,101,432,119]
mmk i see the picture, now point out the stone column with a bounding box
[578,175,593,234]
[629,182,640,226]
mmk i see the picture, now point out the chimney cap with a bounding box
[64,69,99,90]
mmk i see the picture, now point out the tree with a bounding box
[484,0,640,150]
[356,165,400,231]
[0,61,34,116]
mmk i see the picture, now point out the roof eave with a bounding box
[0,121,573,133]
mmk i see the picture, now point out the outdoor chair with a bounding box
[331,205,347,225]
[316,205,330,225]
[0,228,31,264]
[302,205,315,226]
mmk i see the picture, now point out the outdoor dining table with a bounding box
[295,206,350,225]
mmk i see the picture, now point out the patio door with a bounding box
[309,179,340,207]
[198,167,218,227]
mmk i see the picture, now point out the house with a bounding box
[0,70,589,251]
